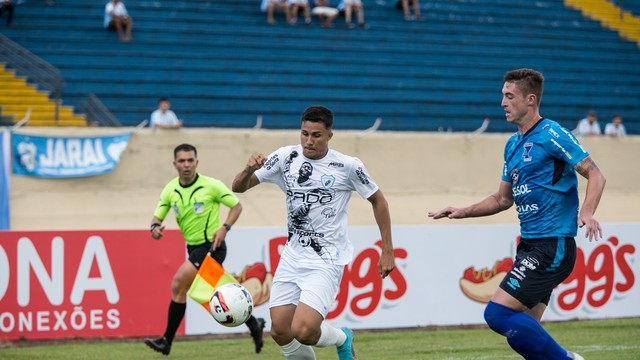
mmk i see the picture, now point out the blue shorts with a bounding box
[499,237,576,309]
[186,241,227,269]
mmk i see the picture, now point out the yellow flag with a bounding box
[187,253,239,314]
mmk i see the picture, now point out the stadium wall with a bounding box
[8,127,640,231]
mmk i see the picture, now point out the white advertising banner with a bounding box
[185,223,640,335]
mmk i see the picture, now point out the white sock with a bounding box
[315,322,347,347]
[281,338,316,360]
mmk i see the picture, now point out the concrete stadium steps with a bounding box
[0,65,86,126]
[565,0,640,45]
[1,0,638,132]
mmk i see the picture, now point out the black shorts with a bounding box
[499,237,576,309]
[186,241,227,270]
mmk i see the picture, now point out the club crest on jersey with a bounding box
[523,142,533,162]
[321,174,336,189]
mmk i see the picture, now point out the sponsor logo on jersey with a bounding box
[264,154,280,170]
[523,142,533,162]
[549,127,560,139]
[328,162,344,167]
[287,190,333,204]
[322,207,337,219]
[550,139,572,160]
[510,168,520,184]
[515,203,539,214]
[512,184,531,197]
[355,167,370,185]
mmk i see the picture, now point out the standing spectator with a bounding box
[150,97,183,129]
[312,0,339,27]
[262,0,290,25]
[428,68,605,360]
[339,0,367,28]
[104,0,133,42]
[288,0,312,25]
[232,105,395,360]
[604,114,627,138]
[0,0,14,26]
[396,0,423,21]
[575,110,601,136]
[144,144,266,355]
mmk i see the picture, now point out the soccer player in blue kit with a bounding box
[428,68,606,359]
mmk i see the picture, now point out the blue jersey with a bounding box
[501,118,589,239]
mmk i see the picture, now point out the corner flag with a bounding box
[187,253,239,314]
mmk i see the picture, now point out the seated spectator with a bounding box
[104,0,133,42]
[288,0,311,25]
[395,0,423,21]
[0,0,14,26]
[312,0,339,27]
[575,110,601,136]
[604,114,627,138]
[150,97,183,129]
[261,0,290,25]
[338,0,367,28]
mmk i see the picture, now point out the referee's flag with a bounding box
[187,252,239,314]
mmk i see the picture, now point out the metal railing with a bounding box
[0,33,64,123]
[84,93,121,127]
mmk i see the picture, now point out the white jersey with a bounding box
[255,145,379,265]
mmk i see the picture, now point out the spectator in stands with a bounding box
[604,114,627,138]
[261,0,290,25]
[396,0,423,21]
[312,0,339,27]
[0,0,14,26]
[338,0,367,28]
[575,110,601,136]
[288,0,312,25]
[104,0,133,42]
[150,97,183,129]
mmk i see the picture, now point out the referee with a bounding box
[144,143,265,355]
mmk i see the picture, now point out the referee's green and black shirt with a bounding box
[153,174,239,246]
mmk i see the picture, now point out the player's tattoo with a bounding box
[575,156,599,178]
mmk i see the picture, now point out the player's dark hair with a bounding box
[158,97,170,104]
[174,143,197,159]
[301,105,333,130]
[504,68,544,106]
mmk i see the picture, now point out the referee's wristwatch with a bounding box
[150,223,161,232]
[223,223,232,231]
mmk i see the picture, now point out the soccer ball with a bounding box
[209,283,254,327]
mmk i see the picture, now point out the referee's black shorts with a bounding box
[186,241,227,269]
[499,237,576,309]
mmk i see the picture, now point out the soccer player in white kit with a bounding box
[232,105,396,360]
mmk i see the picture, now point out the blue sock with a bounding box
[484,301,571,359]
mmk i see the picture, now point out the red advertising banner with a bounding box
[0,230,185,340]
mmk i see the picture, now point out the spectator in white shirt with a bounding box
[104,0,133,42]
[604,114,626,138]
[575,110,601,136]
[150,97,183,129]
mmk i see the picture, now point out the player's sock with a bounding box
[163,300,186,344]
[315,322,347,347]
[245,315,258,329]
[484,301,573,359]
[281,338,317,360]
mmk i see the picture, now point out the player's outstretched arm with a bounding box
[368,190,395,279]
[574,156,606,242]
[427,181,513,220]
[232,152,266,193]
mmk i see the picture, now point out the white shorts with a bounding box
[288,0,308,5]
[269,256,344,318]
